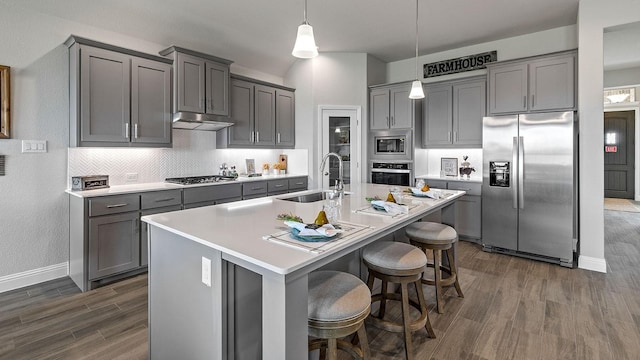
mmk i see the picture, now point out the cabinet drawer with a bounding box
[423,179,447,189]
[89,194,140,217]
[183,183,242,205]
[288,177,308,191]
[243,181,268,197]
[447,182,481,196]
[268,179,289,194]
[141,190,182,210]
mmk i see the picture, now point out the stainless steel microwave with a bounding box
[370,130,412,161]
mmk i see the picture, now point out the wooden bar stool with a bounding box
[405,222,464,313]
[308,270,372,360]
[362,241,436,360]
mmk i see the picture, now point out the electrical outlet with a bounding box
[125,173,139,183]
[202,257,211,287]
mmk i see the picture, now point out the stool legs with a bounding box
[446,248,464,298]
[414,243,464,314]
[433,249,444,314]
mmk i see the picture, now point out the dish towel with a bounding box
[371,201,409,215]
[283,221,343,237]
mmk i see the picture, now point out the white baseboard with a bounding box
[0,262,69,293]
[578,255,607,273]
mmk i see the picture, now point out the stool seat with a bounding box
[362,241,427,273]
[308,271,371,360]
[309,271,371,322]
[406,222,457,245]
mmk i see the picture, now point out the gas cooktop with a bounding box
[165,175,237,185]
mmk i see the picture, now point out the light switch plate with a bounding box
[202,256,212,287]
[22,140,47,153]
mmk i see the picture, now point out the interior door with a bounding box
[320,107,361,189]
[604,111,635,199]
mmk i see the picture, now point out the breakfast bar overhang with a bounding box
[142,183,465,360]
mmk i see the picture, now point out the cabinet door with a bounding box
[370,88,390,130]
[88,212,140,279]
[529,56,575,111]
[275,89,295,148]
[422,85,452,147]
[390,85,413,129]
[254,84,276,146]
[228,79,254,146]
[80,46,131,143]
[176,52,205,113]
[453,80,486,146]
[131,57,172,145]
[488,63,528,114]
[205,61,230,116]
[454,195,482,239]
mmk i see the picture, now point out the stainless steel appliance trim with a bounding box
[370,168,411,174]
[370,129,413,161]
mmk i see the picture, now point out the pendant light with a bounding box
[292,0,318,58]
[408,0,425,99]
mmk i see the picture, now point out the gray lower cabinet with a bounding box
[183,183,243,209]
[219,75,295,149]
[418,179,482,241]
[88,212,140,280]
[140,190,182,266]
[66,36,173,148]
[267,179,289,195]
[487,50,576,115]
[288,177,308,192]
[423,77,486,148]
[242,181,268,199]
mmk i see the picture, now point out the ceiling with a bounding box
[5,0,580,77]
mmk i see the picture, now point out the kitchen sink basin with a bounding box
[279,191,349,203]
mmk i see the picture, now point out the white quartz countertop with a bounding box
[416,174,482,184]
[65,173,308,198]
[142,183,465,276]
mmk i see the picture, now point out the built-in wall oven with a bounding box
[370,162,413,186]
[370,130,412,161]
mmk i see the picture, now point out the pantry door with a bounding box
[319,106,362,189]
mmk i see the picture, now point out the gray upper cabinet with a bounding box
[67,36,173,147]
[220,75,295,149]
[487,50,576,115]
[276,89,295,147]
[160,47,232,117]
[131,58,172,145]
[423,77,486,148]
[370,84,414,130]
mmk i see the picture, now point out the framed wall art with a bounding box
[0,65,10,139]
[441,157,458,176]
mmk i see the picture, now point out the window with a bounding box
[604,87,636,104]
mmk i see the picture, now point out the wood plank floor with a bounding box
[1,210,639,359]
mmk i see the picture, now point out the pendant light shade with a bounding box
[409,80,425,99]
[292,0,318,59]
[409,0,425,99]
[292,24,318,58]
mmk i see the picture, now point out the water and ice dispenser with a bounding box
[489,161,510,187]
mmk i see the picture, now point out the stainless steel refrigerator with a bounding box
[482,111,575,267]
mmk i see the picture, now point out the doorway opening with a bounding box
[318,106,362,189]
[604,110,636,200]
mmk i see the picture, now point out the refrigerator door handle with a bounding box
[513,136,518,209]
[519,136,525,209]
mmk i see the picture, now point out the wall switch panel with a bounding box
[21,140,47,153]
[201,256,212,287]
[125,172,139,183]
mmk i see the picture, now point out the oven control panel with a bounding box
[371,162,411,170]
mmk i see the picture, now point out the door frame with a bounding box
[317,105,362,189]
[604,104,640,200]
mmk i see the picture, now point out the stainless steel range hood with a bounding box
[172,112,234,131]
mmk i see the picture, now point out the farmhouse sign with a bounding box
[424,51,497,78]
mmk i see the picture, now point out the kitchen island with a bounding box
[142,183,465,360]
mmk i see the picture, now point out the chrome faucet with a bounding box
[320,152,344,194]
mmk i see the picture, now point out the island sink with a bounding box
[278,190,350,203]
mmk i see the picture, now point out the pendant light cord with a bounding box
[415,0,419,80]
[304,0,308,24]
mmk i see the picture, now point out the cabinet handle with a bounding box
[295,182,304,185]
[386,116,389,128]
[252,187,264,191]
[391,116,394,126]
[523,95,527,109]
[277,133,281,143]
[454,131,458,142]
[531,94,535,107]
[125,123,130,139]
[256,132,260,143]
[134,124,139,139]
[155,198,175,202]
[251,131,254,142]
[106,203,128,208]
[274,184,284,188]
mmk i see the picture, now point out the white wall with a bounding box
[387,25,578,84]
[605,67,640,88]
[578,0,640,272]
[285,53,369,189]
